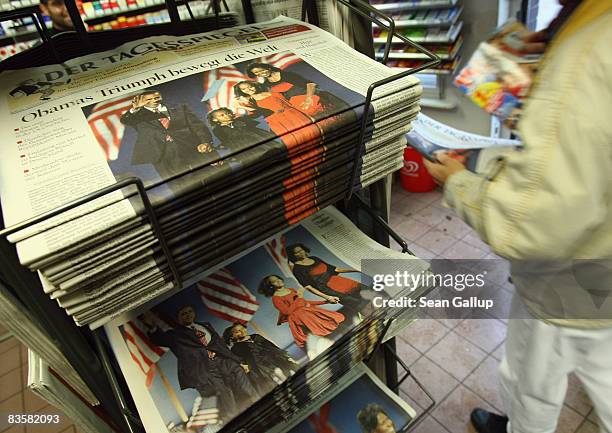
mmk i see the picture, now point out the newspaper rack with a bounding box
[0,0,438,431]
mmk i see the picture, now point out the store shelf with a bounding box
[0,2,39,13]
[376,36,462,60]
[372,0,458,12]
[0,26,45,46]
[373,5,462,28]
[80,0,165,20]
[373,20,463,44]
[84,3,164,24]
[420,97,457,109]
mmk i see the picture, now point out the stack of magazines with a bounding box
[103,206,430,432]
[0,16,423,328]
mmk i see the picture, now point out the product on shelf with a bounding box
[373,5,462,27]
[386,56,461,74]
[371,1,464,107]
[375,34,463,59]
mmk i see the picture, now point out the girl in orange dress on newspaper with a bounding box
[233,81,321,154]
[258,274,344,348]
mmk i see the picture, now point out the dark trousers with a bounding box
[197,357,257,420]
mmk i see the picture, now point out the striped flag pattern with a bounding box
[197,268,259,324]
[123,319,167,388]
[86,95,134,161]
[202,52,304,112]
[187,397,220,431]
[265,235,294,279]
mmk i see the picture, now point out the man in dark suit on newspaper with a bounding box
[141,305,257,421]
[120,89,216,181]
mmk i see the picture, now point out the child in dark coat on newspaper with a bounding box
[207,107,277,151]
[222,322,298,394]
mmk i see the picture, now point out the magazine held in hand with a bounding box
[454,21,541,129]
[0,15,423,328]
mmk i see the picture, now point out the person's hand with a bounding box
[234,98,256,112]
[520,29,548,54]
[131,95,148,110]
[197,143,213,153]
[326,296,340,304]
[240,363,250,374]
[423,151,467,186]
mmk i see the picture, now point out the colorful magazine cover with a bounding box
[454,21,540,129]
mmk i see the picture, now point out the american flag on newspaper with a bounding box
[198,268,259,324]
[202,52,303,112]
[86,95,133,161]
[123,319,168,388]
[265,234,294,279]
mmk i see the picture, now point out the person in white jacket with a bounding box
[424,1,612,432]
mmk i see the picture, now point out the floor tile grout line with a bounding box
[423,329,501,414]
[574,415,589,433]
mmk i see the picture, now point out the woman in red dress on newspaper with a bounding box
[245,62,350,117]
[233,81,321,154]
[258,274,344,348]
[287,243,370,314]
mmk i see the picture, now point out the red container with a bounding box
[400,147,436,193]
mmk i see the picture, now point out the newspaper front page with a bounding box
[0,16,419,268]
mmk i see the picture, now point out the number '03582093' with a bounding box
[7,414,60,424]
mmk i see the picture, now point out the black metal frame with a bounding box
[0,0,439,431]
[385,343,436,432]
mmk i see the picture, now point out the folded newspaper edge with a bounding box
[27,350,115,433]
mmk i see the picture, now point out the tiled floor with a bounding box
[0,325,80,433]
[389,184,601,433]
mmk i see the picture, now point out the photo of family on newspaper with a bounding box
[81,52,361,190]
[119,223,371,431]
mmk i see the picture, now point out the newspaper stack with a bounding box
[104,206,430,433]
[0,16,422,329]
[27,351,116,433]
